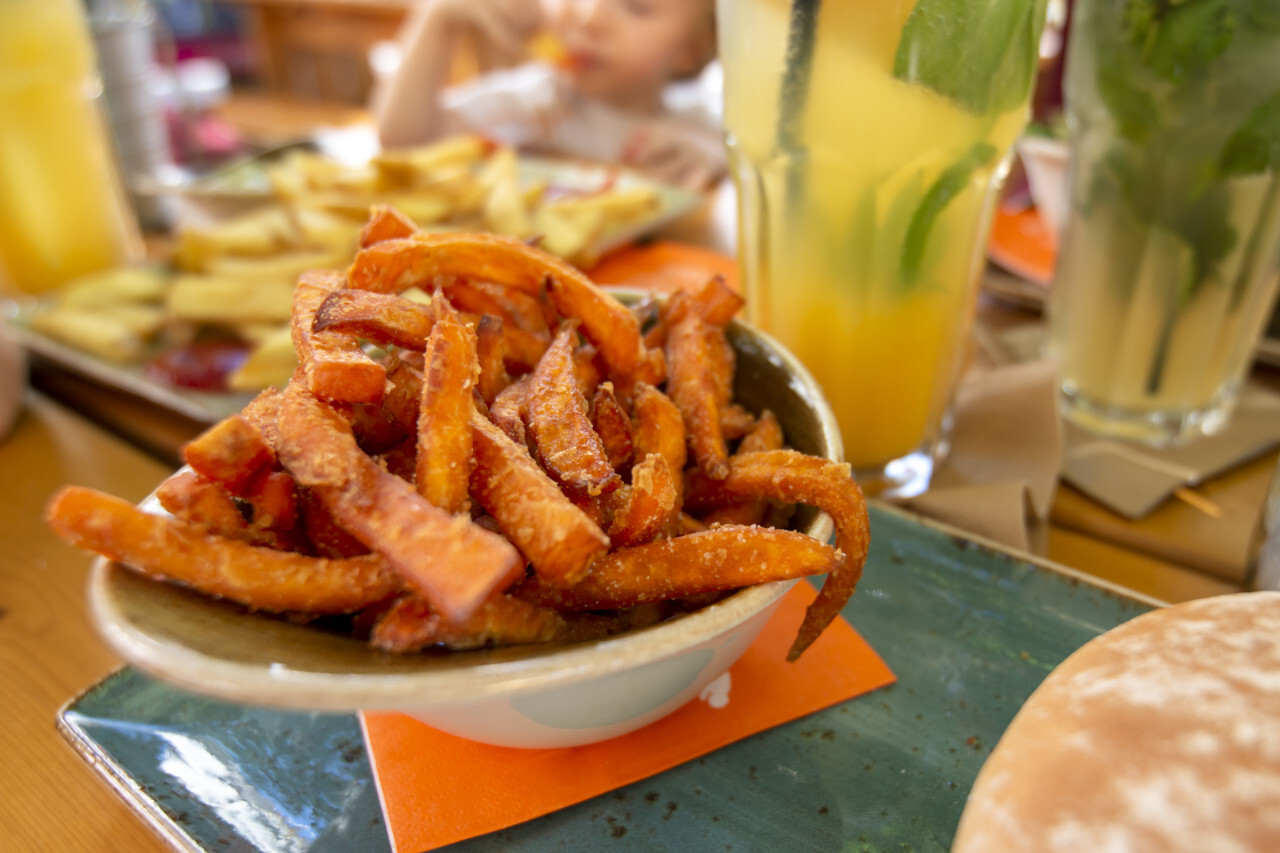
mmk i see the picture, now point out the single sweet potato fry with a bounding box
[46,486,400,613]
[359,205,419,248]
[631,382,687,498]
[607,453,679,548]
[665,311,729,479]
[513,526,844,611]
[276,384,523,623]
[526,324,619,497]
[474,314,511,405]
[347,234,653,381]
[440,278,550,337]
[684,450,870,661]
[416,299,477,514]
[313,289,434,349]
[592,382,634,472]
[293,270,386,404]
[700,410,785,527]
[687,274,744,327]
[488,374,530,447]
[370,593,564,652]
[469,409,610,585]
[182,414,274,494]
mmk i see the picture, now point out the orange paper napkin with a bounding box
[361,582,895,852]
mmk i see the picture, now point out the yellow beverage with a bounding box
[1045,0,1280,445]
[718,0,1043,493]
[0,0,141,296]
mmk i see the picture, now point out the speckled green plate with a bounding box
[58,504,1157,852]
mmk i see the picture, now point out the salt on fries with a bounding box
[46,214,869,661]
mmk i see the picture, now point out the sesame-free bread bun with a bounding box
[952,591,1280,852]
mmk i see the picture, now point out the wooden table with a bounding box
[3,96,1269,850]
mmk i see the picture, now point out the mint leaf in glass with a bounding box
[901,143,997,285]
[892,0,1047,115]
[1220,90,1280,177]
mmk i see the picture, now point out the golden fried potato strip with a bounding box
[526,324,620,498]
[469,409,610,585]
[607,453,679,548]
[313,289,435,349]
[592,382,634,472]
[276,384,523,623]
[46,486,400,613]
[183,414,274,494]
[685,450,870,661]
[371,593,564,652]
[700,409,785,527]
[665,311,730,479]
[347,233,654,381]
[474,314,511,405]
[292,270,387,404]
[416,299,477,514]
[513,526,844,611]
[359,205,419,248]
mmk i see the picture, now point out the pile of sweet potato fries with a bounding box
[46,207,869,661]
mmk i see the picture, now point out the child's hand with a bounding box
[434,0,544,68]
[621,122,726,191]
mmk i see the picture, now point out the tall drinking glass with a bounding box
[0,0,143,297]
[717,0,1049,497]
[1046,0,1280,446]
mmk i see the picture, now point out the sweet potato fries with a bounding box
[46,212,870,661]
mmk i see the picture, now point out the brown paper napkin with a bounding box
[1060,387,1280,518]
[898,360,1063,554]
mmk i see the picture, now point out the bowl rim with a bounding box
[86,299,844,713]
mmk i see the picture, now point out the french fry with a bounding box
[227,325,297,392]
[55,264,169,307]
[631,382,688,500]
[370,593,563,653]
[416,299,477,514]
[26,308,146,364]
[526,324,620,498]
[474,314,511,405]
[168,275,295,324]
[699,410,785,527]
[684,450,870,661]
[347,233,655,382]
[46,486,401,612]
[592,382,634,472]
[313,288,436,349]
[665,310,730,479]
[488,374,529,446]
[183,413,275,494]
[292,270,387,404]
[276,384,523,624]
[359,205,420,248]
[469,409,610,585]
[513,526,844,610]
[607,453,679,548]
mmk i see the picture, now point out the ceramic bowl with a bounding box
[89,310,843,748]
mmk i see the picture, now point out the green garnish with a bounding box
[892,0,1047,116]
[901,143,997,285]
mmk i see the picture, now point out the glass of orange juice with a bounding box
[0,0,142,297]
[717,0,1048,496]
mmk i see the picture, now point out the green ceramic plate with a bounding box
[59,505,1156,852]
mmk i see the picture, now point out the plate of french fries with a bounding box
[7,135,701,424]
[46,218,871,747]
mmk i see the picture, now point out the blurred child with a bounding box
[373,0,723,189]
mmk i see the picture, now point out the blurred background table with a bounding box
[6,90,1276,851]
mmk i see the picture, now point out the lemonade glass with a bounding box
[1045,0,1280,446]
[717,0,1048,496]
[0,0,142,296]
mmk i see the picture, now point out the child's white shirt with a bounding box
[440,61,723,166]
